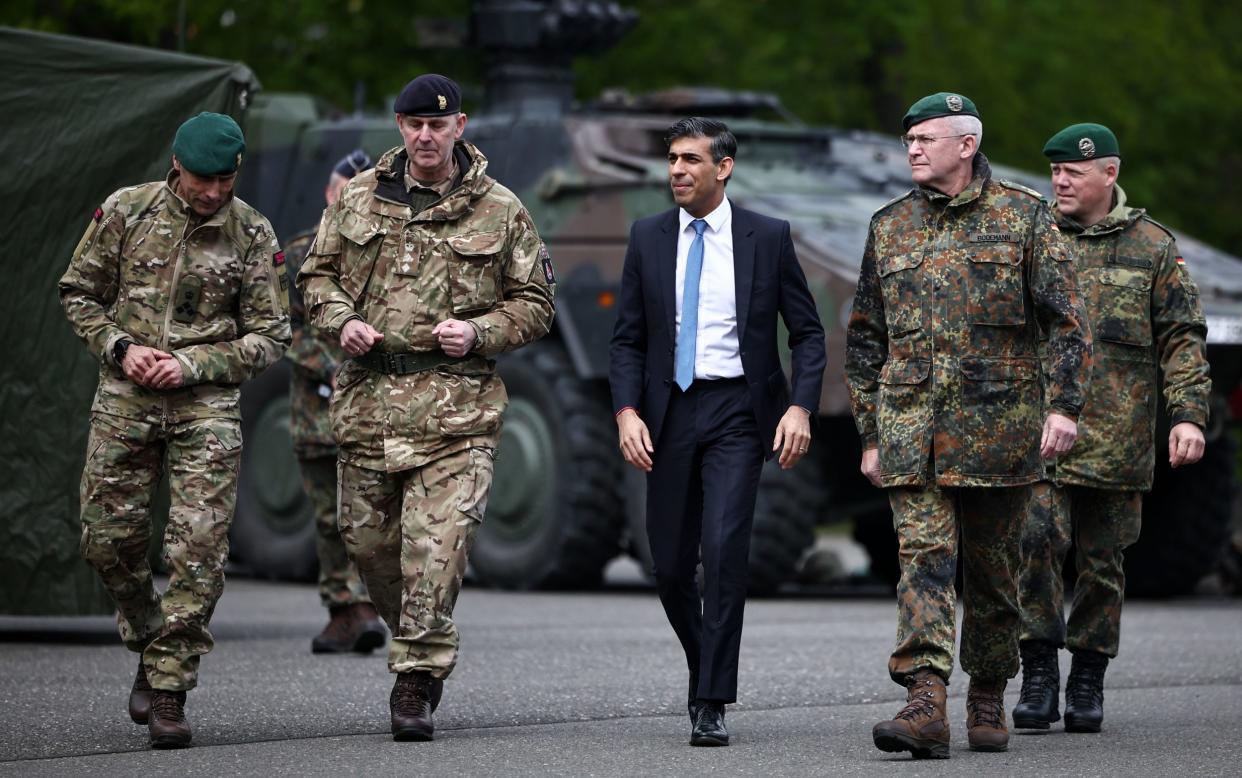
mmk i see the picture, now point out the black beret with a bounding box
[902,92,980,131]
[172,112,245,175]
[394,74,462,116]
[1043,123,1121,162]
[333,149,373,179]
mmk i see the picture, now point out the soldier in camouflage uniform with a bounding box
[59,113,290,749]
[285,150,388,655]
[297,74,555,742]
[1013,124,1210,734]
[845,93,1091,758]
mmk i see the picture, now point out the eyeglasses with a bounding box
[900,133,970,149]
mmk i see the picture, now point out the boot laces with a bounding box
[1018,654,1057,700]
[895,679,938,721]
[1066,665,1105,707]
[393,677,431,715]
[151,692,185,722]
[968,692,1004,729]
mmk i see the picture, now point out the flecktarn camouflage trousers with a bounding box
[887,484,1026,685]
[1018,481,1141,657]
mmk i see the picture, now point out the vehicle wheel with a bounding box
[747,450,829,595]
[232,360,318,582]
[471,341,626,589]
[1125,431,1237,597]
[852,507,899,588]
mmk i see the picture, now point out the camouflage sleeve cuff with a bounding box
[1169,408,1208,429]
[467,320,486,353]
[324,309,362,337]
[171,351,202,386]
[103,331,129,368]
[1048,403,1080,422]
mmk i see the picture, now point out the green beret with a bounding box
[172,112,245,176]
[902,92,980,130]
[1043,123,1120,162]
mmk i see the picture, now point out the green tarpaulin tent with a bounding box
[0,27,260,614]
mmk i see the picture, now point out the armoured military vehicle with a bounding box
[233,0,1242,596]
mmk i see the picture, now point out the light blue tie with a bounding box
[676,219,708,391]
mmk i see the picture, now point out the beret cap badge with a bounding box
[1078,137,1096,157]
[437,95,447,111]
[946,94,963,112]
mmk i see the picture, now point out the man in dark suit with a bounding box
[609,117,826,746]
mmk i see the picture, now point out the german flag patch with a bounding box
[1175,255,1185,266]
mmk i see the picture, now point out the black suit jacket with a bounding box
[609,203,827,459]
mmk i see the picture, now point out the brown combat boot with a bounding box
[311,603,387,654]
[390,671,443,741]
[872,669,950,759]
[147,690,191,749]
[128,660,153,724]
[966,678,1009,752]
[347,602,387,653]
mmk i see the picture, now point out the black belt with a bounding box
[354,350,471,375]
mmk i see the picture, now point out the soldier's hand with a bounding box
[341,319,383,357]
[774,406,812,470]
[145,354,184,390]
[432,319,477,357]
[617,408,654,472]
[121,344,168,385]
[1169,421,1206,467]
[860,447,882,487]
[1041,412,1078,458]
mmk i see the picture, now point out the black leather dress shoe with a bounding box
[690,701,729,746]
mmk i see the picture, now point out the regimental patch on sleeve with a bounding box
[273,251,286,267]
[93,206,104,222]
[1176,255,1186,266]
[539,243,555,284]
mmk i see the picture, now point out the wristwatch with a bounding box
[113,339,133,365]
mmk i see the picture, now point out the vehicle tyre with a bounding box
[852,507,900,588]
[747,450,829,595]
[1125,430,1237,596]
[232,360,318,582]
[471,341,626,589]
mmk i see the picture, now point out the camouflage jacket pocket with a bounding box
[433,371,506,438]
[337,213,384,302]
[446,230,505,316]
[967,244,1024,326]
[1094,266,1152,347]
[956,356,1041,477]
[876,358,931,476]
[877,252,924,335]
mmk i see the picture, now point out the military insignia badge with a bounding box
[946,94,963,112]
[437,94,447,110]
[1079,138,1096,158]
[539,244,555,284]
[93,206,104,222]
[1176,255,1186,265]
[273,251,285,266]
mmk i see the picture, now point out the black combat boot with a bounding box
[390,671,443,741]
[147,690,191,749]
[1012,641,1061,729]
[1064,650,1108,733]
[128,659,154,724]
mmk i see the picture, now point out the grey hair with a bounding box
[943,114,983,148]
[1095,156,1121,174]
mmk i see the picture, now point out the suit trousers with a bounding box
[646,377,764,704]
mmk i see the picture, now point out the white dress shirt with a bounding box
[675,197,744,380]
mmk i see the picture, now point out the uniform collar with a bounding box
[1055,184,1144,236]
[162,169,233,227]
[920,152,991,208]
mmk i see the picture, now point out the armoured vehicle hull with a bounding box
[236,76,1242,596]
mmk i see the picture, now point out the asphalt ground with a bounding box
[1,568,1239,777]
